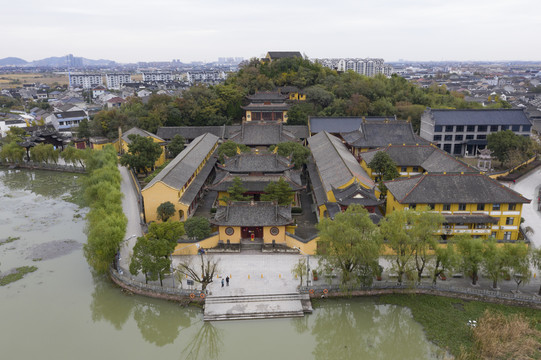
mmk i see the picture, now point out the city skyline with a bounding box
[1,0,541,63]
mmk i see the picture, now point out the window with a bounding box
[456,125,464,132]
[458,203,467,211]
[467,125,475,132]
[503,232,511,241]
[443,144,452,153]
[523,125,531,132]
[490,125,499,132]
[443,204,451,211]
[445,125,454,132]
[410,203,416,210]
[478,125,487,132]
[477,204,485,211]
[435,125,443,132]
[512,125,520,132]
[428,204,436,210]
[434,135,442,141]
[455,135,463,141]
[412,166,419,172]
[477,134,486,140]
[444,135,453,141]
[466,135,474,140]
[505,217,514,225]
[508,204,516,211]
[492,203,500,211]
[401,166,408,172]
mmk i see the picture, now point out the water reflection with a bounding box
[0,169,84,204]
[181,322,223,360]
[311,299,442,360]
[90,276,134,330]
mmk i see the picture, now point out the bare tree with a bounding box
[176,253,219,292]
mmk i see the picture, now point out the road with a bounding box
[508,167,541,248]
[118,165,144,275]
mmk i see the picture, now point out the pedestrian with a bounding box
[226,276,230,286]
[221,278,224,287]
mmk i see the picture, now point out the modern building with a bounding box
[316,58,394,77]
[106,73,132,89]
[420,108,532,156]
[69,74,103,89]
[141,72,174,82]
[46,110,89,130]
[384,173,530,241]
[141,133,219,222]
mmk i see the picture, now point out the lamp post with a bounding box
[294,247,311,286]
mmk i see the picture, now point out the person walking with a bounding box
[221,278,224,287]
[226,276,230,286]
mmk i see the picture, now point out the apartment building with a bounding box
[106,73,132,89]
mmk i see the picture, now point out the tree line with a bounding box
[316,206,535,292]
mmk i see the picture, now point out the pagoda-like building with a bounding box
[242,92,290,122]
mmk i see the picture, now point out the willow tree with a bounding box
[455,234,484,285]
[317,205,382,287]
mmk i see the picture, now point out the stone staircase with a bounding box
[203,292,313,321]
[240,238,263,251]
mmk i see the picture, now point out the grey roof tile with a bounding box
[429,109,532,126]
[211,202,293,226]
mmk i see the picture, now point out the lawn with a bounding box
[0,73,68,89]
[377,294,541,357]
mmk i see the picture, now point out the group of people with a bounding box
[221,276,230,287]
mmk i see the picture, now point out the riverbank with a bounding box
[376,293,541,357]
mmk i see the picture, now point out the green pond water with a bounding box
[0,169,446,360]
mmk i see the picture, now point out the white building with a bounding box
[141,72,173,82]
[106,73,132,89]
[69,74,103,89]
[317,58,393,77]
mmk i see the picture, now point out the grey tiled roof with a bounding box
[332,182,383,207]
[53,110,87,119]
[384,173,531,204]
[219,153,293,173]
[180,155,217,206]
[309,116,396,134]
[267,51,302,60]
[209,172,303,192]
[284,125,309,139]
[444,214,498,224]
[211,202,293,226]
[156,125,306,142]
[246,92,288,102]
[143,133,219,191]
[308,131,374,193]
[307,160,327,206]
[241,103,290,111]
[122,127,164,144]
[228,122,297,146]
[428,109,532,126]
[361,145,475,173]
[342,121,428,148]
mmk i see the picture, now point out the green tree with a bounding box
[380,210,416,284]
[431,242,457,285]
[77,118,91,139]
[530,248,541,295]
[129,221,184,286]
[167,134,185,158]
[157,201,176,222]
[487,130,532,166]
[368,151,400,181]
[271,142,311,169]
[261,178,293,205]
[409,210,445,281]
[505,242,530,291]
[482,238,508,289]
[119,134,162,175]
[316,205,382,287]
[30,143,60,164]
[0,141,25,163]
[61,146,87,168]
[291,258,308,287]
[184,216,211,241]
[226,177,250,202]
[455,234,484,285]
[217,141,249,163]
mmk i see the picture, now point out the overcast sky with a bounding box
[2,0,540,63]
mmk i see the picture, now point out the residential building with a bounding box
[69,74,103,89]
[316,58,394,76]
[46,110,88,130]
[106,97,127,109]
[420,108,532,156]
[384,173,530,241]
[141,133,219,222]
[141,72,173,82]
[106,73,132,89]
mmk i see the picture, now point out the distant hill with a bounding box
[0,57,28,66]
[0,55,116,67]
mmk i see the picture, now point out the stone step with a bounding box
[203,292,309,321]
[205,293,301,304]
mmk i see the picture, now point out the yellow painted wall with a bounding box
[91,142,113,150]
[285,235,318,255]
[217,226,242,243]
[245,110,252,122]
[142,182,187,223]
[117,136,166,168]
[172,234,220,255]
[262,226,287,244]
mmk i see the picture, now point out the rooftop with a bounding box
[427,108,532,126]
[211,201,293,227]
